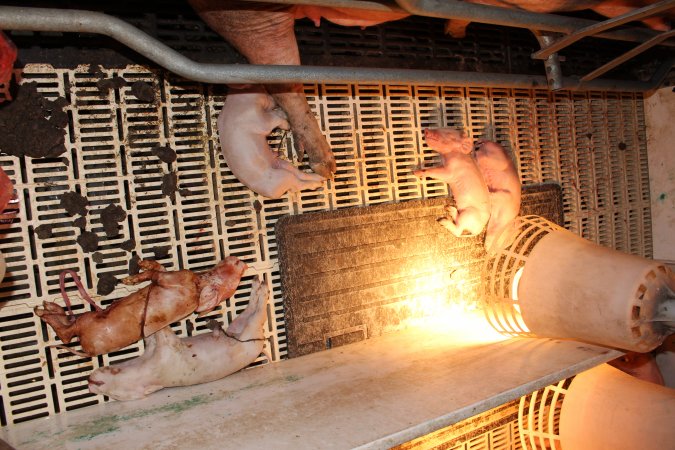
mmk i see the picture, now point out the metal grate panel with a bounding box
[0,63,652,426]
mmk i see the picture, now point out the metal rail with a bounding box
[0,6,669,92]
[582,31,675,82]
[532,0,675,59]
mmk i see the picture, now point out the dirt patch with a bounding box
[151,245,170,259]
[0,82,68,158]
[77,231,99,253]
[97,76,127,96]
[128,254,141,275]
[152,145,177,164]
[34,224,54,239]
[60,191,89,217]
[225,220,236,227]
[130,81,156,103]
[73,216,87,230]
[162,172,178,201]
[92,252,105,264]
[100,203,126,237]
[97,273,118,296]
[121,239,136,252]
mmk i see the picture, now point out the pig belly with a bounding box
[159,333,263,388]
[291,5,409,27]
[89,331,264,400]
[445,157,491,213]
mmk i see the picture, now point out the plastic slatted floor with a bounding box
[0,64,652,426]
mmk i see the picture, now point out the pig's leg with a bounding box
[121,270,157,285]
[260,166,324,198]
[226,276,269,342]
[34,302,79,344]
[445,205,458,221]
[413,166,451,181]
[139,260,165,272]
[444,19,471,38]
[275,158,325,183]
[267,85,335,178]
[439,207,485,237]
[190,0,336,179]
[121,260,165,285]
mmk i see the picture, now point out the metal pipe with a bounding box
[395,0,675,47]
[533,0,675,59]
[0,6,665,92]
[581,30,675,82]
[533,33,564,91]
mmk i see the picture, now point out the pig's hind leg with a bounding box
[276,158,324,183]
[226,276,269,342]
[262,158,325,198]
[438,207,486,238]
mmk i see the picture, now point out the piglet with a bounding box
[88,276,270,401]
[414,128,490,237]
[218,86,325,199]
[473,140,522,252]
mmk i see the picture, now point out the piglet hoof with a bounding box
[308,155,336,180]
[445,205,459,221]
[298,133,335,179]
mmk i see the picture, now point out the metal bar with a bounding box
[532,0,675,59]
[533,33,564,91]
[581,30,675,81]
[0,6,664,92]
[395,0,675,46]
[646,57,675,90]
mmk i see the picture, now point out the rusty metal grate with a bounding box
[0,63,652,426]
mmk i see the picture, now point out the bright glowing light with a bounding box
[511,266,524,301]
[400,263,507,345]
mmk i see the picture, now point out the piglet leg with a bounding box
[226,276,269,342]
[272,158,325,195]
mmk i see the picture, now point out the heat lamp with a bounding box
[483,215,674,353]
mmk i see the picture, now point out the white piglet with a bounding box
[473,140,522,253]
[217,86,325,198]
[88,276,270,401]
[414,128,491,238]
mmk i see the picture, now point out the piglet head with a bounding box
[196,256,248,313]
[88,366,162,401]
[424,128,473,155]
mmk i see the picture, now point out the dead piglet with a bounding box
[89,276,270,400]
[34,257,247,357]
[218,86,325,198]
[414,128,490,238]
[190,0,336,178]
[473,140,522,252]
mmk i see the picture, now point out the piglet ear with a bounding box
[196,285,220,313]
